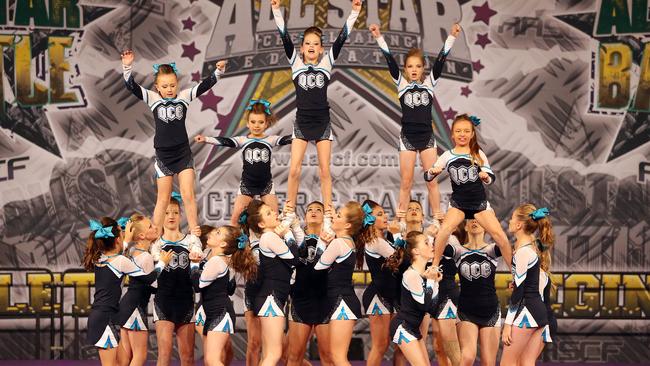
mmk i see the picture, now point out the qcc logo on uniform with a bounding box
[167,252,190,270]
[244,148,270,164]
[404,91,430,108]
[460,260,492,281]
[449,165,479,185]
[298,73,326,90]
[157,104,185,123]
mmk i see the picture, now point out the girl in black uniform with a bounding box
[286,201,333,366]
[384,231,439,366]
[369,23,460,218]
[271,0,361,211]
[360,200,400,366]
[84,217,146,365]
[120,50,225,242]
[191,224,257,366]
[116,214,172,366]
[240,221,263,366]
[150,197,202,366]
[445,219,510,366]
[428,114,512,277]
[314,201,374,365]
[501,205,555,365]
[195,99,292,226]
[241,200,304,366]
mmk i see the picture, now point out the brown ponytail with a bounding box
[240,200,265,236]
[384,231,424,273]
[343,201,376,269]
[514,204,555,274]
[83,217,120,271]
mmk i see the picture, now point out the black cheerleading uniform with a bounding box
[447,242,503,327]
[540,271,557,343]
[504,244,548,330]
[375,35,456,152]
[253,231,304,317]
[117,249,165,331]
[204,135,292,196]
[88,254,146,348]
[432,235,460,320]
[290,234,330,324]
[362,237,399,315]
[273,7,359,141]
[151,235,202,324]
[425,149,496,219]
[122,63,223,178]
[194,248,237,327]
[390,268,438,345]
[314,238,362,321]
[191,256,236,335]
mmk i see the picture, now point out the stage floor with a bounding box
[0,362,648,366]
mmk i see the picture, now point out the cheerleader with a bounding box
[271,0,361,210]
[150,196,202,366]
[427,114,512,274]
[446,220,509,366]
[241,201,304,366]
[190,225,257,366]
[360,200,400,366]
[195,99,291,226]
[384,231,439,366]
[287,201,332,366]
[368,23,460,216]
[120,50,225,239]
[83,217,146,365]
[116,214,171,366]
[195,226,237,365]
[314,202,373,365]
[501,205,555,365]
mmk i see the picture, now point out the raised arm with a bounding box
[195,135,241,148]
[272,0,296,63]
[329,0,361,63]
[369,24,401,84]
[426,24,460,86]
[259,231,304,267]
[178,61,226,102]
[121,50,159,105]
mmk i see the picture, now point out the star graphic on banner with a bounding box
[181,16,196,31]
[191,71,201,82]
[555,12,650,161]
[181,42,201,61]
[460,86,472,97]
[472,1,497,25]
[472,60,485,74]
[475,33,492,49]
[198,90,223,113]
[443,107,458,121]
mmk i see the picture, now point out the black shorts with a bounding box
[449,199,492,220]
[153,293,194,324]
[289,294,329,325]
[293,117,333,141]
[239,180,275,197]
[154,146,194,178]
[398,132,436,152]
[458,304,502,328]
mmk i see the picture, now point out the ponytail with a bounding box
[82,217,120,271]
[515,204,555,274]
[342,201,376,269]
[384,231,423,273]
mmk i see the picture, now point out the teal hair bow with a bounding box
[246,99,272,115]
[153,62,179,74]
[362,203,376,228]
[237,232,249,249]
[529,207,549,221]
[89,219,115,239]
